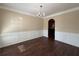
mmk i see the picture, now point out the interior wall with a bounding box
[44,10,79,33]
[43,10,79,47]
[0,7,79,48]
[0,8,43,33]
[0,8,43,48]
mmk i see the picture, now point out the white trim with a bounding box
[55,31,79,47]
[44,7,79,18]
[0,6,43,18]
[43,30,79,47]
[0,5,79,19]
[0,6,79,19]
[43,30,48,37]
[1,30,79,48]
[0,30,43,48]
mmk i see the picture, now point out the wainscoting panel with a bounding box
[0,30,43,48]
[1,30,79,48]
[43,30,79,47]
[43,30,48,37]
[55,31,79,47]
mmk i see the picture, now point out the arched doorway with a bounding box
[48,19,55,40]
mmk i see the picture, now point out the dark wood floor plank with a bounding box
[0,36,79,56]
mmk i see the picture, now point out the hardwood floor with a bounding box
[0,36,79,56]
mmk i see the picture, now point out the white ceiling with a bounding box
[0,3,79,17]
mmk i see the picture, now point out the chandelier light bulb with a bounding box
[37,4,45,17]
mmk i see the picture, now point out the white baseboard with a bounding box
[43,30,79,47]
[0,30,43,48]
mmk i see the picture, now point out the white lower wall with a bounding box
[55,31,79,47]
[43,30,79,47]
[43,30,48,37]
[1,30,79,48]
[0,30,43,48]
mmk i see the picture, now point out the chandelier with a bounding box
[37,4,45,17]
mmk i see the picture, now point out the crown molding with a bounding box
[0,6,79,19]
[44,7,79,19]
[0,6,43,18]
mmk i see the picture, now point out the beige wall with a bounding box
[43,10,79,33]
[0,8,43,34]
[0,8,79,34]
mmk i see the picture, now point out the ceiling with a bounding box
[0,3,79,17]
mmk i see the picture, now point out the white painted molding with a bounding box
[0,30,43,48]
[0,5,79,19]
[44,7,79,18]
[0,5,42,18]
[1,30,79,48]
[43,30,48,37]
[43,30,79,47]
[55,31,79,47]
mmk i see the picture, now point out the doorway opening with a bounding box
[48,19,55,40]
